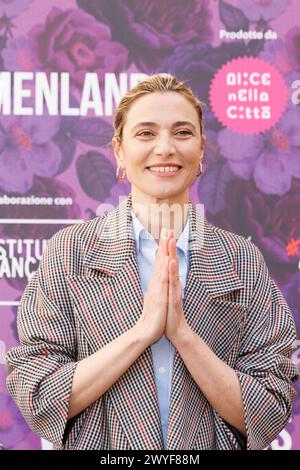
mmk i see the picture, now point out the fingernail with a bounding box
[162,227,167,238]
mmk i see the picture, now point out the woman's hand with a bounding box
[135,228,170,344]
[164,229,188,343]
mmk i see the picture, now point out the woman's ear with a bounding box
[201,134,206,155]
[112,137,123,167]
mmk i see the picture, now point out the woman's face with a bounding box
[113,91,204,203]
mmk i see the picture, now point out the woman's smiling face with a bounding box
[113,91,204,203]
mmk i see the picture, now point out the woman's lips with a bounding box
[146,167,182,177]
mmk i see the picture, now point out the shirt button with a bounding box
[158,366,166,374]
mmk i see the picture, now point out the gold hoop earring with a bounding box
[116,165,126,180]
[196,161,203,177]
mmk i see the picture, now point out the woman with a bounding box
[6,74,299,450]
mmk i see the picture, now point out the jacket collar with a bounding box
[85,191,244,298]
[131,206,190,266]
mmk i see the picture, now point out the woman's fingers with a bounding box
[154,228,166,277]
[169,231,178,262]
[163,254,169,285]
[154,228,170,281]
[163,228,169,257]
[162,230,170,288]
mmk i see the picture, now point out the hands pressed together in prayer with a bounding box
[135,228,247,436]
[136,227,189,345]
[161,228,189,343]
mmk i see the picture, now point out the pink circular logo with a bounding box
[209,57,287,135]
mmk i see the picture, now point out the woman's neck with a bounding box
[131,190,189,244]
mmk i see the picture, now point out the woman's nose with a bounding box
[154,134,175,153]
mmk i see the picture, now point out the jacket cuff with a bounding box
[7,361,78,448]
[235,370,292,450]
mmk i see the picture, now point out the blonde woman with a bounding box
[6,74,299,450]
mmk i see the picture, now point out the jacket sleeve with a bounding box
[234,246,299,450]
[5,229,79,448]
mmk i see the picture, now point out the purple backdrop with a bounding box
[0,0,299,450]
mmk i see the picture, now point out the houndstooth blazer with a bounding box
[5,192,299,450]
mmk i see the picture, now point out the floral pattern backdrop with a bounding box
[0,0,299,450]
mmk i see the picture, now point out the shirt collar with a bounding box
[131,208,189,261]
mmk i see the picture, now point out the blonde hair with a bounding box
[112,73,206,152]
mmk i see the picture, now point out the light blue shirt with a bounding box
[131,208,190,449]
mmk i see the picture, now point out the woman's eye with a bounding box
[137,130,192,136]
[177,130,192,135]
[137,131,153,136]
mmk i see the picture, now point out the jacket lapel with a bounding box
[67,192,246,450]
[166,199,245,449]
[67,193,164,449]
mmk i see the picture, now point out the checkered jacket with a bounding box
[5,192,299,450]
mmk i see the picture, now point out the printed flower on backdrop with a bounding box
[28,7,128,90]
[196,128,235,214]
[237,0,291,21]
[0,177,81,291]
[0,0,32,18]
[158,41,247,109]
[76,150,120,202]
[0,393,29,449]
[1,36,38,71]
[0,114,61,194]
[77,0,213,72]
[286,27,300,72]
[282,272,300,337]
[54,93,114,176]
[205,178,300,284]
[10,301,20,342]
[291,390,300,422]
[0,0,32,39]
[253,51,298,107]
[282,271,300,417]
[218,106,300,196]
[93,181,131,219]
[259,39,293,75]
[0,178,81,237]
